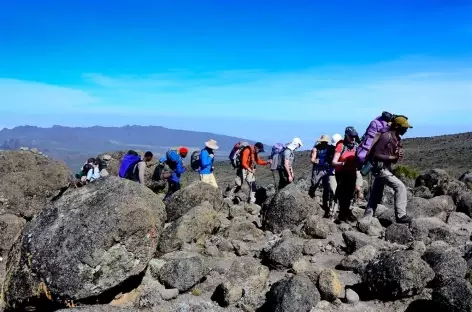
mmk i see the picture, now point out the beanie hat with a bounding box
[179,147,189,155]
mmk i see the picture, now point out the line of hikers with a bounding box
[79,111,413,224]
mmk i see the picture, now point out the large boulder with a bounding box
[385,223,414,245]
[165,182,227,222]
[363,250,435,300]
[404,196,454,222]
[357,217,384,237]
[415,169,451,196]
[262,183,322,233]
[459,171,472,189]
[433,278,472,312]
[158,255,210,292]
[318,269,344,302]
[342,231,383,254]
[212,257,269,306]
[457,191,472,218]
[0,150,73,219]
[158,201,219,254]
[265,237,304,270]
[264,275,320,312]
[3,177,166,310]
[304,215,337,239]
[448,212,472,234]
[0,214,26,294]
[338,245,378,274]
[410,217,469,246]
[422,247,467,285]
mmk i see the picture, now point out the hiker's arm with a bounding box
[138,162,146,184]
[332,144,344,166]
[175,159,186,175]
[255,153,268,166]
[284,159,292,177]
[311,147,317,163]
[241,148,251,171]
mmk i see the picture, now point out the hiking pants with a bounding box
[200,173,218,188]
[335,170,357,218]
[230,169,257,203]
[367,168,407,218]
[309,167,332,210]
[278,170,290,190]
[332,171,363,196]
[164,181,181,202]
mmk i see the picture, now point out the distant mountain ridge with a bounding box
[0,125,260,170]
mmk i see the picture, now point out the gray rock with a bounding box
[407,196,449,221]
[410,217,469,246]
[217,238,234,252]
[338,245,378,274]
[412,186,433,199]
[363,250,435,300]
[232,240,250,256]
[409,241,427,256]
[148,259,166,279]
[266,238,304,270]
[262,183,322,234]
[345,288,360,304]
[303,240,321,256]
[305,215,337,239]
[448,212,472,234]
[159,287,179,300]
[4,177,166,310]
[318,269,344,302]
[415,169,451,196]
[0,150,73,219]
[158,255,209,292]
[357,217,384,237]
[213,257,269,306]
[459,171,472,187]
[223,220,265,241]
[342,231,381,254]
[265,275,320,312]
[433,278,472,312]
[457,191,472,218]
[385,223,414,245]
[56,306,135,312]
[423,247,467,285]
[158,201,219,253]
[165,182,227,222]
[0,214,26,293]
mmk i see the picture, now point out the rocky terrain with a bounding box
[1,148,472,312]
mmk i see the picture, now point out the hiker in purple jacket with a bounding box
[363,116,413,224]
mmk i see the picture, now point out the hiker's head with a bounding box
[344,127,358,143]
[179,147,189,158]
[316,135,330,146]
[87,157,95,164]
[331,133,342,146]
[93,158,101,166]
[254,142,265,153]
[392,116,412,136]
[291,137,303,150]
[144,151,153,162]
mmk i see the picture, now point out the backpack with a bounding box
[190,150,201,172]
[356,112,393,166]
[165,149,181,170]
[229,141,250,169]
[269,143,286,171]
[124,160,141,181]
[119,151,142,179]
[152,162,173,181]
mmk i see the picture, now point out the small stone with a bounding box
[409,241,427,255]
[205,245,219,257]
[232,240,250,256]
[217,238,234,252]
[326,245,333,251]
[345,289,360,304]
[148,259,166,279]
[159,287,179,300]
[318,269,344,302]
[102,154,112,161]
[292,259,311,274]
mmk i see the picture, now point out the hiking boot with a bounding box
[363,208,374,218]
[396,215,412,224]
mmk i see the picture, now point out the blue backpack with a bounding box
[269,143,286,171]
[119,151,141,179]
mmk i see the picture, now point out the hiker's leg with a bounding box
[164,180,176,202]
[278,170,287,190]
[355,171,364,200]
[229,169,243,195]
[382,169,408,219]
[321,171,330,210]
[329,174,337,200]
[364,174,386,217]
[336,171,357,220]
[245,170,257,204]
[309,165,318,197]
[208,173,218,188]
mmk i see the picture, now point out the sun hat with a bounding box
[292,137,303,147]
[316,135,330,144]
[393,116,413,128]
[331,133,342,145]
[205,139,219,150]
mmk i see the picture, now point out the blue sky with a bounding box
[0,0,471,144]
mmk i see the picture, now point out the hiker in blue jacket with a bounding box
[163,148,188,202]
[199,139,218,188]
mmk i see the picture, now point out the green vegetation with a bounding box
[191,288,202,296]
[393,165,420,180]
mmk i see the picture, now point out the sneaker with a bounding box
[363,208,374,218]
[396,215,412,224]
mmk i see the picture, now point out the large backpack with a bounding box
[119,151,141,178]
[229,141,250,169]
[356,112,393,166]
[190,150,201,172]
[269,143,286,171]
[124,160,141,181]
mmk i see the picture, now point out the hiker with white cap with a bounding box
[309,134,336,213]
[278,137,303,189]
[199,139,219,188]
